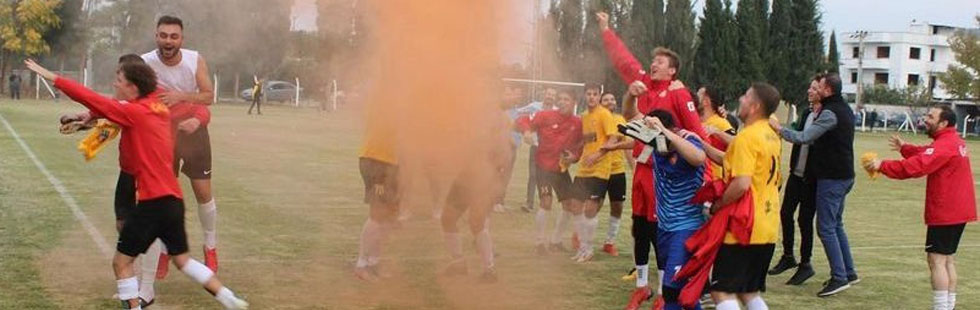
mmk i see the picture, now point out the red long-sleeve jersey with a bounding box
[55,77,182,201]
[515,110,583,172]
[879,128,977,226]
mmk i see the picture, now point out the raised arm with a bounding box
[26,59,135,127]
[598,12,645,84]
[774,111,837,145]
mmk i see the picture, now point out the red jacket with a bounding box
[56,77,183,201]
[674,179,754,309]
[880,128,977,226]
[515,111,583,172]
[89,99,209,174]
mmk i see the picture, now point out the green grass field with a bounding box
[1,99,978,309]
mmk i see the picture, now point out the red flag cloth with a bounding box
[674,179,754,308]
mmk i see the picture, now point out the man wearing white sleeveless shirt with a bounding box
[136,16,220,305]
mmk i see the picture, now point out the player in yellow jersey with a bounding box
[598,92,633,256]
[570,83,623,263]
[354,107,400,283]
[697,86,735,182]
[703,83,782,310]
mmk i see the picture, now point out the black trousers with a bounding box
[780,174,816,264]
[632,215,660,269]
[248,96,262,114]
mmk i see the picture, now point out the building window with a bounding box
[852,47,860,58]
[929,76,937,91]
[877,46,890,58]
[875,73,889,85]
[908,74,920,86]
[851,72,858,83]
[910,47,921,59]
[930,49,936,62]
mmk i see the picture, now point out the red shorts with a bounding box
[631,163,657,221]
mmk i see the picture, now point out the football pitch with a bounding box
[1,99,978,309]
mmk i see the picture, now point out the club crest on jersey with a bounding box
[687,101,696,112]
[925,148,934,155]
[960,145,968,157]
[659,91,667,98]
[149,101,169,115]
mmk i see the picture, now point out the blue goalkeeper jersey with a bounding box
[653,135,706,232]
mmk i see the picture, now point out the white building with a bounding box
[839,20,969,101]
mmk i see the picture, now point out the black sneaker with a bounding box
[521,204,534,213]
[817,278,851,297]
[786,263,815,285]
[847,274,861,285]
[767,255,798,275]
[139,297,155,308]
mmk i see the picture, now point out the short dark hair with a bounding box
[700,85,725,114]
[647,109,675,129]
[751,83,781,117]
[821,73,842,95]
[117,54,145,65]
[119,63,158,98]
[812,72,826,82]
[653,47,681,78]
[934,104,957,127]
[157,15,183,29]
[585,83,602,92]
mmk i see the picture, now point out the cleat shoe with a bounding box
[603,243,619,256]
[786,263,815,285]
[493,204,506,213]
[219,295,249,310]
[204,246,219,274]
[520,204,533,213]
[575,249,594,263]
[354,266,379,283]
[622,268,637,282]
[767,255,797,275]
[535,244,549,256]
[479,267,499,283]
[441,259,468,277]
[624,286,652,310]
[651,296,665,310]
[571,233,581,251]
[156,253,170,280]
[817,278,851,297]
[139,298,155,308]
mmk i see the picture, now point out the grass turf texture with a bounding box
[1,99,978,309]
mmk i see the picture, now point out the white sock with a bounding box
[746,296,769,310]
[535,209,548,245]
[180,259,215,284]
[475,229,494,269]
[139,240,162,297]
[716,299,741,310]
[606,216,621,243]
[552,210,573,244]
[444,232,463,259]
[215,287,242,309]
[356,219,381,268]
[657,270,664,294]
[949,292,956,310]
[198,199,218,249]
[934,290,950,310]
[584,216,599,251]
[636,264,649,288]
[117,276,139,301]
[573,213,587,248]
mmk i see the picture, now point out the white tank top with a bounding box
[141,49,199,93]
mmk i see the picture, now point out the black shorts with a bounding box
[117,196,189,257]
[537,170,573,202]
[711,243,775,293]
[359,157,399,205]
[607,173,627,202]
[573,176,609,202]
[173,126,213,180]
[926,224,966,255]
[114,171,137,221]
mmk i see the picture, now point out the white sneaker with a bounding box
[493,204,506,213]
[221,296,249,310]
[575,248,594,263]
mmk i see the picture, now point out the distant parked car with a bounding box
[241,80,303,103]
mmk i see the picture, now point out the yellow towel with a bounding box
[77,120,120,161]
[860,152,879,180]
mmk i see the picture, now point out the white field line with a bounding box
[0,112,113,258]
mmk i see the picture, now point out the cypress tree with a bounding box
[827,30,840,73]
